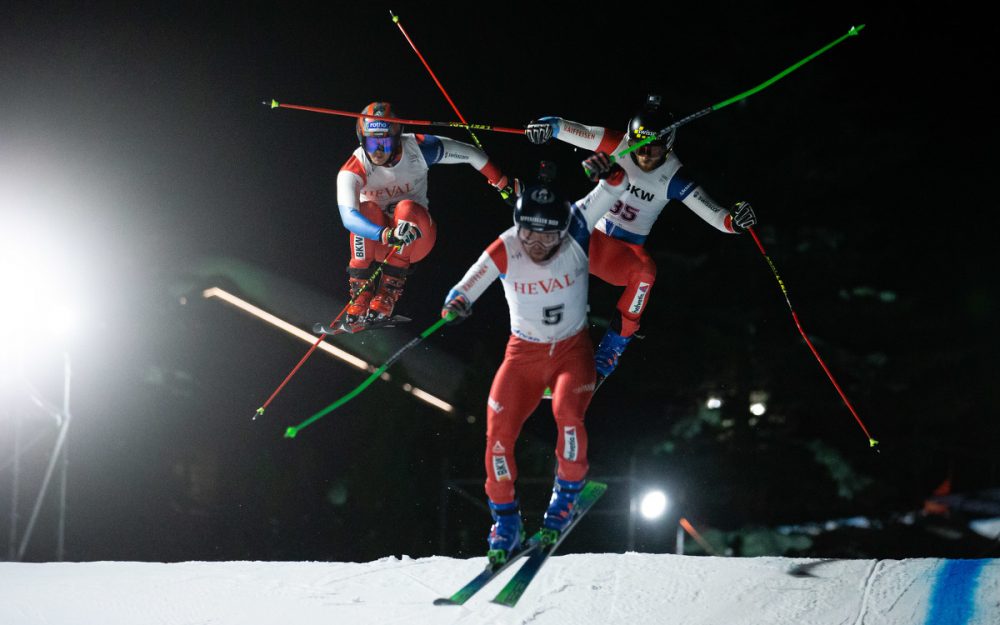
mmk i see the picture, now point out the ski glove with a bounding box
[582,152,623,183]
[525,118,557,144]
[493,175,522,208]
[728,201,757,233]
[380,221,422,247]
[441,293,472,323]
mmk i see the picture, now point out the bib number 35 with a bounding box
[609,200,638,221]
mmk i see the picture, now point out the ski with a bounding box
[490,480,608,607]
[312,315,411,336]
[432,534,544,606]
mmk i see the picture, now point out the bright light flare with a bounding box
[640,490,669,520]
[202,287,454,413]
[0,241,81,348]
[749,402,767,416]
[706,397,722,409]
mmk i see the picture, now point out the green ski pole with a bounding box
[284,314,454,438]
[586,24,865,176]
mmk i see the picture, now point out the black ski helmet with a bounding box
[627,94,676,151]
[513,161,571,234]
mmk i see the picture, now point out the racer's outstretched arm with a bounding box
[525,117,624,155]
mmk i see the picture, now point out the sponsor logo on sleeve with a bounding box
[694,190,723,212]
[564,125,596,141]
[353,234,366,259]
[460,263,490,292]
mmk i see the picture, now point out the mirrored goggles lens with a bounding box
[364,136,397,154]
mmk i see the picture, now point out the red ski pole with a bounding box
[388,11,490,150]
[387,11,518,203]
[268,100,525,135]
[253,249,399,420]
[747,227,878,449]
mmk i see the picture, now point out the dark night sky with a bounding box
[2,3,998,561]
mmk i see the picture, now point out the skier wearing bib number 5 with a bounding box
[525,95,758,383]
[441,156,628,565]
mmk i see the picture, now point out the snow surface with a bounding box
[2,554,998,625]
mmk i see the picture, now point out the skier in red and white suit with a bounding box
[337,101,516,323]
[441,156,628,563]
[525,95,757,381]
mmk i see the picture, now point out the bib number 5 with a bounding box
[542,304,564,326]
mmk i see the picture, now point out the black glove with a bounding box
[441,293,472,323]
[380,221,422,246]
[581,152,622,182]
[728,201,757,233]
[492,175,521,208]
[525,119,556,144]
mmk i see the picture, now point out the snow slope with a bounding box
[1,554,997,625]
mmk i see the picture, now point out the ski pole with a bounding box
[585,24,865,177]
[679,517,720,556]
[747,226,879,450]
[388,11,489,150]
[389,11,520,202]
[253,248,400,420]
[267,100,525,135]
[284,314,454,438]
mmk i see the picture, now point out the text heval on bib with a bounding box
[510,273,575,295]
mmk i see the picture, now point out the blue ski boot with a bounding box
[594,329,632,379]
[541,478,586,543]
[487,500,525,565]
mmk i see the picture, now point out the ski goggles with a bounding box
[363,135,398,155]
[517,228,563,251]
[628,137,668,155]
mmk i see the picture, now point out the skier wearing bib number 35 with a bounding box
[441,156,628,565]
[525,95,758,383]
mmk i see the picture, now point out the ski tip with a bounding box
[284,427,298,439]
[432,598,458,606]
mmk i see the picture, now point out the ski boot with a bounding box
[344,276,374,326]
[487,500,525,566]
[368,271,407,320]
[594,328,633,380]
[541,477,586,543]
